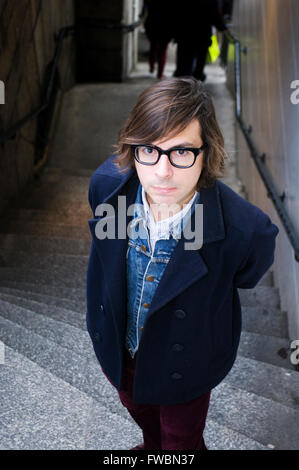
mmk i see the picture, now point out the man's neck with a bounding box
[146,191,196,223]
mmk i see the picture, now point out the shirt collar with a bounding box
[130,183,200,240]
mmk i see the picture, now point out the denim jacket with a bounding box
[125,184,200,358]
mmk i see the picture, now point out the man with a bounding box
[173,0,228,81]
[86,77,279,450]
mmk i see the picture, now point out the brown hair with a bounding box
[114,77,227,190]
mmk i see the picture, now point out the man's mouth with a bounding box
[153,186,176,193]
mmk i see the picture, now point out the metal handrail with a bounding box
[0,25,74,145]
[0,20,141,145]
[225,30,299,262]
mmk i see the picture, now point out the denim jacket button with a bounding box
[146,275,154,282]
[143,303,150,308]
[174,309,186,319]
[141,244,147,252]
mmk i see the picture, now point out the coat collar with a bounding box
[97,166,225,245]
[88,167,226,318]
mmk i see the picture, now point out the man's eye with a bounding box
[175,149,187,156]
[142,147,154,154]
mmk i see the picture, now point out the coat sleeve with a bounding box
[234,210,279,289]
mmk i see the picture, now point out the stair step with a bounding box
[0,267,86,289]
[242,305,288,338]
[0,233,90,256]
[204,418,268,450]
[0,286,85,314]
[224,354,299,411]
[0,220,91,240]
[0,286,286,341]
[1,292,297,415]
[42,166,94,178]
[209,381,299,450]
[0,299,92,358]
[21,173,90,197]
[1,207,92,227]
[0,251,89,272]
[238,285,280,309]
[2,316,298,449]
[239,330,294,370]
[0,315,108,394]
[13,186,90,210]
[0,280,85,302]
[0,294,86,331]
[9,194,90,211]
[0,345,142,450]
[1,344,270,450]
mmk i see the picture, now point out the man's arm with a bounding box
[234,211,279,289]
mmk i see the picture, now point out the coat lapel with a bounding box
[148,180,226,316]
[88,169,139,325]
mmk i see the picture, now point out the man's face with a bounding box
[134,119,205,212]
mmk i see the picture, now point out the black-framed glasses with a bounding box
[131,143,207,168]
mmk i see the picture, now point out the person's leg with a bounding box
[149,40,158,74]
[117,349,162,450]
[159,390,211,450]
[156,42,168,78]
[193,44,210,81]
[174,41,196,77]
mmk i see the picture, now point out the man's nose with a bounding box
[155,154,173,178]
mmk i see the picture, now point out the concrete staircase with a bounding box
[0,165,298,450]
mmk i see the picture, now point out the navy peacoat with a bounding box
[86,156,279,405]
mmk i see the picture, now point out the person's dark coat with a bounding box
[86,156,279,405]
[143,0,173,43]
[173,0,227,45]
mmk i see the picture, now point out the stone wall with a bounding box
[0,0,76,215]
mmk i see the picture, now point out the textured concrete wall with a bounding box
[228,0,299,338]
[0,0,75,215]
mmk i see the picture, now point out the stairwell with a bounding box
[0,53,299,450]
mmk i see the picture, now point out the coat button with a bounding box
[143,303,150,308]
[141,244,147,252]
[94,332,102,343]
[172,343,184,352]
[146,275,154,282]
[174,309,186,319]
[171,372,183,380]
[100,304,104,311]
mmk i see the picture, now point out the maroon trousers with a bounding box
[112,348,211,450]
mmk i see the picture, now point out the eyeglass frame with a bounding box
[131,142,208,169]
